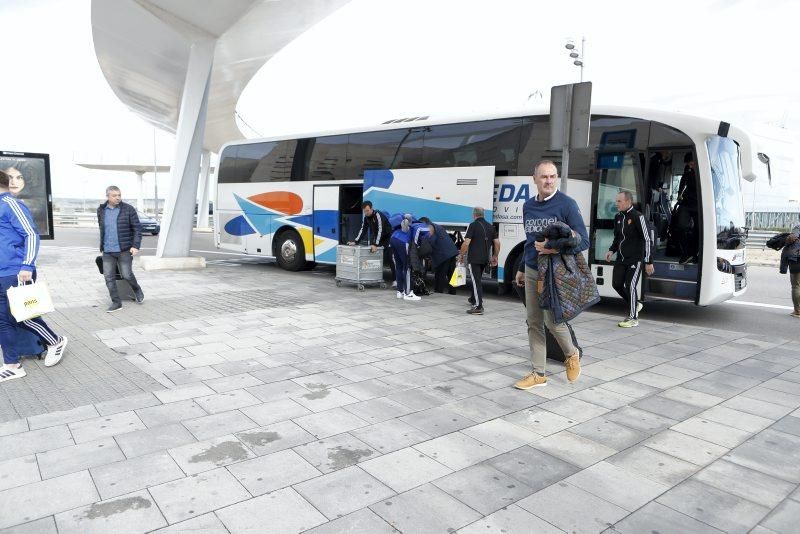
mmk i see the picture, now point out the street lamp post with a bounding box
[565,37,586,82]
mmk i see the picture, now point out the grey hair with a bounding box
[617,190,634,202]
[533,159,558,176]
[106,186,121,195]
[473,206,484,218]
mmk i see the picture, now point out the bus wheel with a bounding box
[275,230,307,271]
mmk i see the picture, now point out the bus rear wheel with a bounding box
[275,230,307,271]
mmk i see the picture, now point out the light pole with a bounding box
[565,37,585,82]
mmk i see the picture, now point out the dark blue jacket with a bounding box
[97,201,142,252]
[519,190,589,272]
[426,223,459,268]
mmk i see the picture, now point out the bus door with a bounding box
[642,148,700,302]
[312,185,342,264]
[590,151,647,299]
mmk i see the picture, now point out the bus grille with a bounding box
[735,271,747,291]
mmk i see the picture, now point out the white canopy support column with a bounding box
[135,170,145,212]
[144,38,216,270]
[196,149,211,229]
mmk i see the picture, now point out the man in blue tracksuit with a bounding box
[389,215,429,301]
[0,169,67,382]
[514,160,589,390]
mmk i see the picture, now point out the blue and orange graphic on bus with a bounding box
[224,191,338,263]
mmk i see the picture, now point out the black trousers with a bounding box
[433,257,456,293]
[612,261,643,319]
[467,263,486,308]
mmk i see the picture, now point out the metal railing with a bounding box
[746,212,800,231]
[746,230,774,250]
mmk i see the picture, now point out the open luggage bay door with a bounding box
[362,166,495,228]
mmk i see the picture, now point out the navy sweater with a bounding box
[518,190,589,272]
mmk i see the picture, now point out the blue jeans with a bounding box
[0,272,60,365]
[103,252,141,304]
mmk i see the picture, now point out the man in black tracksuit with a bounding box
[606,191,653,327]
[460,207,500,315]
[348,200,394,277]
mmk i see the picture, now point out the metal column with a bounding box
[155,38,215,259]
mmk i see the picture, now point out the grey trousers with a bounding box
[525,266,577,375]
[791,271,800,311]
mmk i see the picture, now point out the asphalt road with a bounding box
[45,226,797,339]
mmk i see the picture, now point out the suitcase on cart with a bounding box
[95,256,137,301]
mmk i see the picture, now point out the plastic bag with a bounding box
[7,280,55,322]
[449,264,467,287]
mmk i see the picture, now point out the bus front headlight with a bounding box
[717,257,734,274]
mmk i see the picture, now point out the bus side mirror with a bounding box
[757,152,772,186]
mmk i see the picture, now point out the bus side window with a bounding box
[422,119,523,174]
[307,135,349,181]
[347,129,417,180]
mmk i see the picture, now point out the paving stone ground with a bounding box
[0,246,798,533]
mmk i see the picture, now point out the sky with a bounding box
[1,0,799,209]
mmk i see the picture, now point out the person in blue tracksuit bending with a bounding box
[0,170,68,382]
[390,215,429,301]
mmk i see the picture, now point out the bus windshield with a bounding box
[707,136,746,250]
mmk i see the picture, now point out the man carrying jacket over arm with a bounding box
[605,190,654,328]
[97,186,144,312]
[514,160,589,390]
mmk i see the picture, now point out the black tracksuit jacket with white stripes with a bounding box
[609,206,652,265]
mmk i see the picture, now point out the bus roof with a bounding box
[227,105,725,148]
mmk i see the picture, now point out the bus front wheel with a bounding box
[275,230,307,271]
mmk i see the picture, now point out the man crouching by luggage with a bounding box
[514,160,589,389]
[0,170,68,382]
[98,186,144,312]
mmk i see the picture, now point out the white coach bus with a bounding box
[215,105,766,306]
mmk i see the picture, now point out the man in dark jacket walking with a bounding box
[460,207,500,315]
[419,217,458,294]
[606,190,654,327]
[784,223,800,318]
[97,186,144,312]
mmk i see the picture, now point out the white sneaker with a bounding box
[0,365,26,383]
[636,302,643,315]
[391,281,397,288]
[404,292,421,301]
[44,336,68,367]
[396,291,403,299]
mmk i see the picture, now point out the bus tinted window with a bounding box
[423,119,523,174]
[218,146,238,183]
[517,118,552,175]
[394,128,424,170]
[347,128,424,179]
[649,122,693,148]
[234,141,295,182]
[308,135,348,181]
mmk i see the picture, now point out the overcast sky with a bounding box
[1,0,798,209]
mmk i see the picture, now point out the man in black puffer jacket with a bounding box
[97,186,144,312]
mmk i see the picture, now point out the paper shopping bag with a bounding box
[449,264,467,287]
[7,280,55,322]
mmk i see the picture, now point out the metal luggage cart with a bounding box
[335,245,387,291]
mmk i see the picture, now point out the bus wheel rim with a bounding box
[281,239,297,261]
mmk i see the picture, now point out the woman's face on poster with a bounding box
[5,167,25,196]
